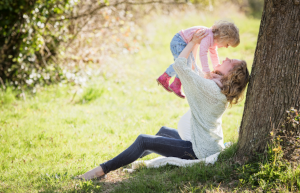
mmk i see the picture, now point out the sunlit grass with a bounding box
[0,7,261,193]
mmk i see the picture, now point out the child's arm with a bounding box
[209,47,220,70]
[199,38,213,79]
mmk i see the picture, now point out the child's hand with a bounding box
[204,72,212,79]
[191,29,207,44]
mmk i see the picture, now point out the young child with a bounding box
[157,20,240,99]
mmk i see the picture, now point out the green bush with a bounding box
[0,0,73,89]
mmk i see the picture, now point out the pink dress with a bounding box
[179,26,220,73]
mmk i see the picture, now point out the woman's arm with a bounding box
[191,44,198,70]
[178,41,197,59]
[179,42,197,59]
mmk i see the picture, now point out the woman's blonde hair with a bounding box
[217,60,249,106]
[212,20,240,47]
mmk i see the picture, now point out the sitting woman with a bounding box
[77,30,250,180]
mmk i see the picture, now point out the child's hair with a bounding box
[212,20,240,47]
[217,60,249,106]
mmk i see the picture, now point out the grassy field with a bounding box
[0,6,286,193]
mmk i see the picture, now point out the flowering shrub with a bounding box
[0,0,74,90]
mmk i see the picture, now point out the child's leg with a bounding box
[159,33,196,96]
[157,33,187,92]
[167,35,189,98]
[169,46,197,98]
[165,64,177,77]
[165,33,188,77]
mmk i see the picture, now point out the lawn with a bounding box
[0,6,265,193]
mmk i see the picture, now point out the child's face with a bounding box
[215,57,240,75]
[217,40,231,48]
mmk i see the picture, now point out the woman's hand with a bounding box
[204,72,212,79]
[178,29,207,59]
[211,73,223,88]
[191,29,207,44]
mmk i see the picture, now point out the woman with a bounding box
[76,30,249,180]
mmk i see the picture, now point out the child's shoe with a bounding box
[157,72,172,92]
[169,77,185,99]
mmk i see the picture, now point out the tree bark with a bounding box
[236,0,300,159]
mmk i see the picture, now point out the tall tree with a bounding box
[236,0,300,159]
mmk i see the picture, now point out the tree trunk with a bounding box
[236,0,300,159]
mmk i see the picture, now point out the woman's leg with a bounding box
[156,126,181,139]
[100,130,196,174]
[139,126,181,158]
[79,126,183,180]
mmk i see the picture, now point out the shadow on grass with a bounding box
[38,143,300,192]
[38,144,244,193]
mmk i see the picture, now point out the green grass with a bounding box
[2,7,297,193]
[0,87,16,105]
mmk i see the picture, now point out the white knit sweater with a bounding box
[178,109,192,141]
[173,57,227,159]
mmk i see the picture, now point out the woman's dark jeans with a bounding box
[100,126,197,174]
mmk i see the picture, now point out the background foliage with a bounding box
[0,0,184,91]
[0,0,72,90]
[0,0,263,92]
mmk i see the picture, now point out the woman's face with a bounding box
[214,58,241,76]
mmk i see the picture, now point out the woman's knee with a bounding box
[135,134,148,144]
[157,126,168,135]
[157,126,175,136]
